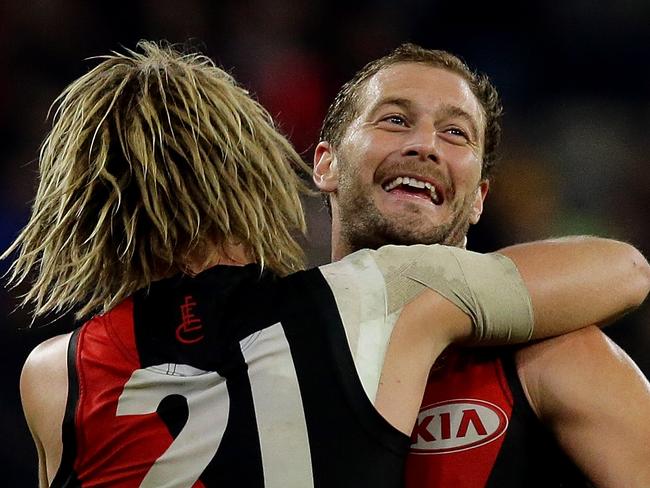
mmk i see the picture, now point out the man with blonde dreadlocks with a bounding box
[6,42,649,488]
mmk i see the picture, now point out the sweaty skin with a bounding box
[518,326,650,487]
[315,64,489,259]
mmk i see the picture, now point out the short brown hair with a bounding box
[3,41,311,319]
[320,43,503,180]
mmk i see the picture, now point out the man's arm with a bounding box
[381,236,649,347]
[368,237,649,434]
[517,326,650,488]
[497,236,649,338]
[20,333,71,487]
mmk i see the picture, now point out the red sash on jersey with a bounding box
[72,299,206,487]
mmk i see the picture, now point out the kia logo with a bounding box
[410,399,508,454]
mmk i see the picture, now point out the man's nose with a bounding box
[401,126,439,163]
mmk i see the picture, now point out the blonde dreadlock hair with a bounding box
[3,41,312,320]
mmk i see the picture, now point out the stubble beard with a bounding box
[337,175,476,254]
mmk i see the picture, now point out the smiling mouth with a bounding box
[382,176,443,205]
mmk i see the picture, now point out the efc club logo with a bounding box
[410,399,508,454]
[175,295,205,345]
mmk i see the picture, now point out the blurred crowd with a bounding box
[1,0,649,483]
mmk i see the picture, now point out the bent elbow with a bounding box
[625,245,650,309]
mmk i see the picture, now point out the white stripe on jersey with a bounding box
[241,323,314,488]
[319,251,397,404]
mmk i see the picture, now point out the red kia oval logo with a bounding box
[410,399,508,454]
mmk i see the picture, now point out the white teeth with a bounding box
[430,186,439,203]
[382,175,442,204]
[382,177,402,191]
[412,180,425,189]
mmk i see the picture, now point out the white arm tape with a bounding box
[371,244,534,343]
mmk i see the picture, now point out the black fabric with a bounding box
[133,264,269,487]
[126,264,408,487]
[486,350,591,488]
[132,263,280,371]
[280,269,410,488]
[200,349,265,488]
[50,328,82,488]
[156,394,188,439]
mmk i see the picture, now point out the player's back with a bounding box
[52,262,409,488]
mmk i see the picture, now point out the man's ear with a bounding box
[469,179,490,225]
[313,141,339,192]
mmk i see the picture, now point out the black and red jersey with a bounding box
[52,263,409,487]
[405,349,589,487]
[48,244,539,487]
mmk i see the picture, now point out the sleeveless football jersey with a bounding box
[52,264,410,487]
[405,349,589,487]
[50,245,533,487]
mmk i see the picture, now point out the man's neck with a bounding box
[185,241,253,275]
[329,206,348,261]
[330,234,469,262]
[331,242,352,262]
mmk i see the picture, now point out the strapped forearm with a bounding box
[372,244,534,344]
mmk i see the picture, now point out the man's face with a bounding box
[314,62,489,256]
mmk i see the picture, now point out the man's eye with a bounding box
[383,115,407,126]
[446,127,467,138]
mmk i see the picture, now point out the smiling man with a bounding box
[314,43,650,487]
[318,62,493,261]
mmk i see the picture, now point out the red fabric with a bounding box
[405,351,512,488]
[72,298,205,487]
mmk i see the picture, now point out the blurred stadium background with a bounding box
[1,1,649,483]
